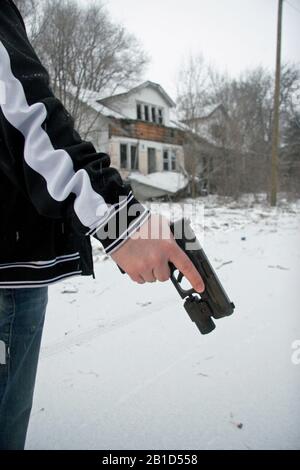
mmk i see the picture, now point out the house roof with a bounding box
[98,81,176,108]
[169,108,191,130]
[181,103,225,124]
[68,81,177,121]
[65,86,125,119]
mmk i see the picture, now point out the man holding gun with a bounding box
[0,0,204,450]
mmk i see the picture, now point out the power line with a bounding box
[285,0,300,15]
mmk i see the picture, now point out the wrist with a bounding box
[93,194,150,255]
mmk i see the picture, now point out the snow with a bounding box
[129,171,188,193]
[170,104,223,131]
[67,86,125,118]
[99,81,176,108]
[26,196,300,450]
[169,108,191,130]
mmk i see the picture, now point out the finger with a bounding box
[169,246,205,293]
[141,270,156,283]
[129,273,145,284]
[153,263,170,282]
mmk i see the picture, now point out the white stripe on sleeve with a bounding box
[0,41,109,231]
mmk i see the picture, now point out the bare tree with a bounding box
[177,51,300,198]
[176,55,239,196]
[176,54,211,123]
[13,0,44,40]
[13,0,38,19]
[281,100,300,196]
[30,0,148,138]
[176,55,215,196]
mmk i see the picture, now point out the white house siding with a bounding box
[76,83,185,180]
[132,88,171,126]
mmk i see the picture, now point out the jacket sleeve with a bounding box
[0,1,150,255]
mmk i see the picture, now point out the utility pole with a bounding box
[270,0,284,206]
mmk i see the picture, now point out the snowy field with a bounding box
[26,195,300,450]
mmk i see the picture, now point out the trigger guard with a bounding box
[170,270,196,298]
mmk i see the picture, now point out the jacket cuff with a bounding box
[92,193,150,255]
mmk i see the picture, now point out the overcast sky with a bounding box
[82,0,300,98]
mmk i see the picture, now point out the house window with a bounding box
[147,148,156,173]
[131,145,138,170]
[120,144,138,170]
[163,149,176,171]
[136,101,165,125]
[158,108,163,124]
[151,107,156,123]
[163,150,169,171]
[120,144,127,169]
[144,105,149,121]
[171,152,176,170]
[137,103,142,120]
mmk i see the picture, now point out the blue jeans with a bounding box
[0,287,48,450]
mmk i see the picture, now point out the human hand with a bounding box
[111,215,204,292]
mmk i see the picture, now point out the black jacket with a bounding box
[0,0,149,288]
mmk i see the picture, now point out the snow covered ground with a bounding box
[26,195,300,450]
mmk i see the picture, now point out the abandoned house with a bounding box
[180,103,229,146]
[178,104,234,194]
[73,81,188,199]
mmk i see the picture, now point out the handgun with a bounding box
[169,218,235,335]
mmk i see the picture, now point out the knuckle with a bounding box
[139,260,149,273]
[148,253,158,265]
[164,239,175,253]
[151,252,164,266]
[152,251,164,266]
[135,261,147,273]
